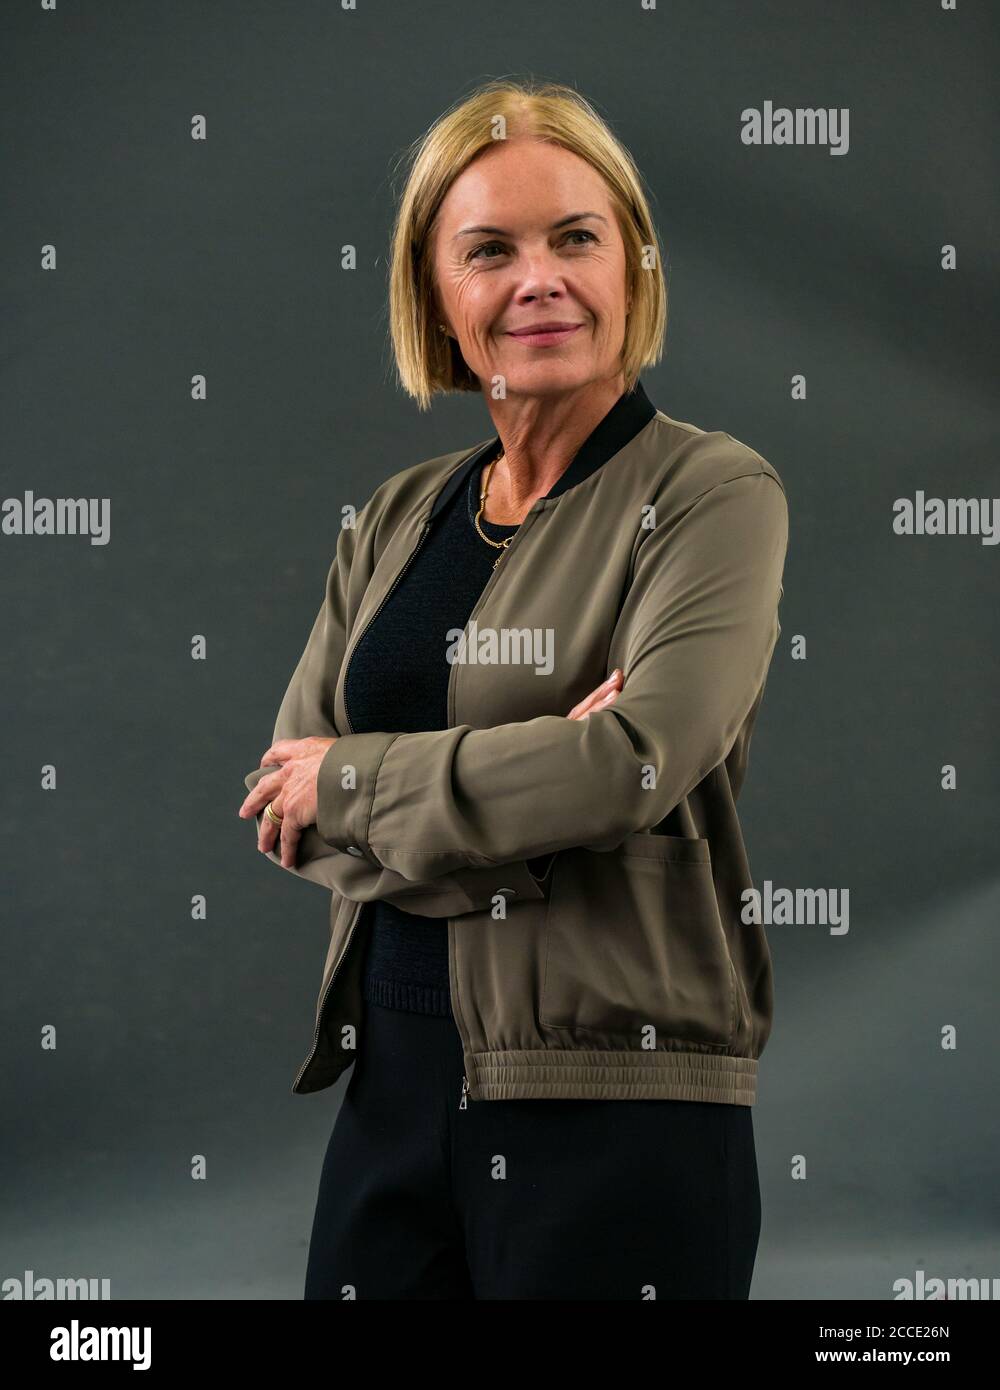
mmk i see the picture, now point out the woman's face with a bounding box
[429,138,631,398]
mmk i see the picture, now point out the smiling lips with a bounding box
[506,322,583,346]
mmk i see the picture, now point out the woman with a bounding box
[238,78,789,1300]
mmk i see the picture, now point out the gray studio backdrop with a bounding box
[2,1,997,1300]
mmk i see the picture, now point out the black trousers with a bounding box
[304,1001,761,1300]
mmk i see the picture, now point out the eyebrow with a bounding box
[452,211,609,241]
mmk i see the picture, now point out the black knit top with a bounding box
[344,455,520,1017]
[342,380,660,1017]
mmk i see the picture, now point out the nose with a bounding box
[513,279,566,307]
[510,245,570,304]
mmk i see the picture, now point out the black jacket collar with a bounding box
[429,378,658,522]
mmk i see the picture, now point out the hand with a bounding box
[239,672,623,868]
[238,735,337,868]
[567,668,623,720]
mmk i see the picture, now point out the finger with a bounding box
[574,688,621,722]
[568,679,621,720]
[260,737,316,766]
[278,816,302,870]
[567,669,623,720]
[568,681,611,719]
[239,768,283,819]
[258,796,283,854]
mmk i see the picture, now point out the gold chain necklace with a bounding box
[474,453,516,570]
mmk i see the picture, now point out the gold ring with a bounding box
[264,801,284,826]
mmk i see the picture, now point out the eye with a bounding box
[467,229,599,262]
[468,241,507,262]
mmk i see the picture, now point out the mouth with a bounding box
[505,323,584,347]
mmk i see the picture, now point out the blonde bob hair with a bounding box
[388,77,668,411]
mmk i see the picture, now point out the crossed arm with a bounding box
[239,470,788,905]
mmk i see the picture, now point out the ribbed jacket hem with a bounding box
[465,1049,758,1105]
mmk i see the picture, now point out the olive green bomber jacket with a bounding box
[242,380,789,1105]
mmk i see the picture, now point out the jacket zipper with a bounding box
[291,899,364,1092]
[342,519,432,735]
[294,518,433,1090]
[325,491,541,1103]
[296,482,545,1097]
[446,502,544,1106]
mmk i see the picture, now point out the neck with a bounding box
[479,373,626,523]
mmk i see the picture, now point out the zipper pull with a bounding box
[459,1075,469,1110]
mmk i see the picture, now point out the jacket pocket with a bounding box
[539,833,737,1047]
